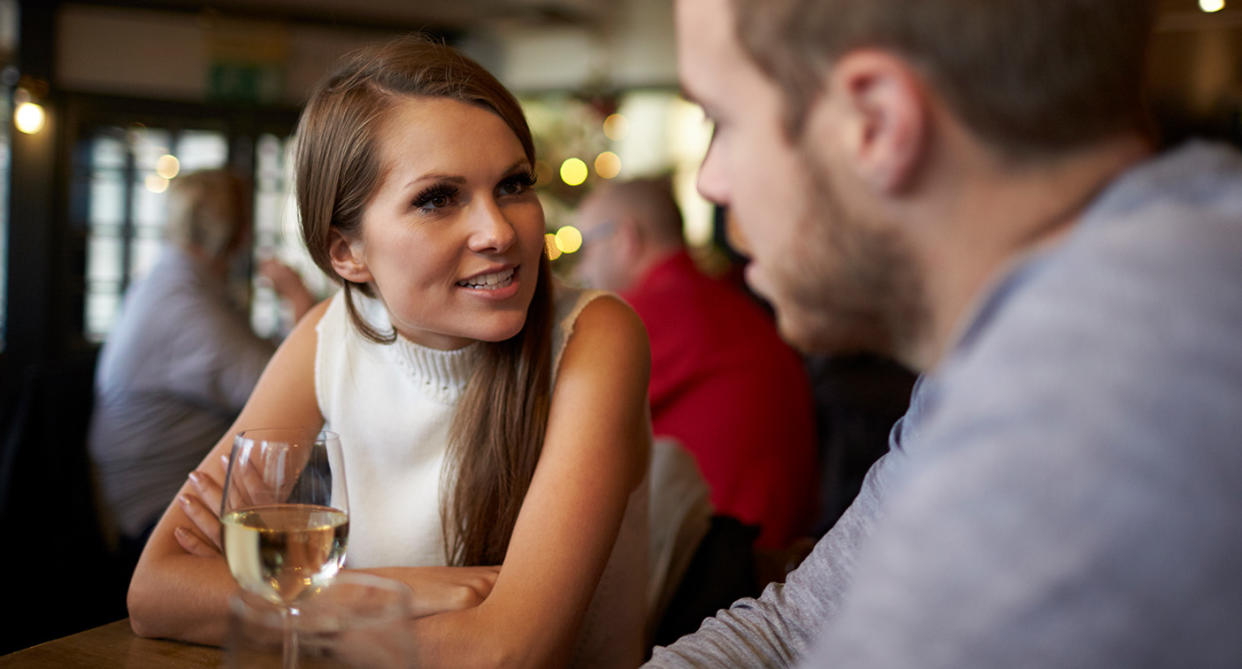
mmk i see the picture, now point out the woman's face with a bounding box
[350,96,545,350]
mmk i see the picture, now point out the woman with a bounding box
[127,36,651,668]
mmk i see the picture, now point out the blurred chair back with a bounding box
[646,436,713,642]
[645,439,768,658]
[0,347,127,654]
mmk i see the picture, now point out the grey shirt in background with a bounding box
[646,142,1242,668]
[88,246,273,539]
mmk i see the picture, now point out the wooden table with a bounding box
[0,620,220,668]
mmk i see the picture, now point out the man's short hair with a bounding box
[164,169,248,259]
[599,176,685,247]
[730,0,1157,160]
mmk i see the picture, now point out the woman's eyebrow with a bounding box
[403,173,467,190]
[499,159,532,176]
[403,159,530,190]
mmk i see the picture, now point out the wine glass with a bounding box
[221,428,349,669]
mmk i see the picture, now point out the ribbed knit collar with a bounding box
[390,337,482,403]
[353,291,482,403]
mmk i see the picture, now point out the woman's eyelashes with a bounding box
[411,171,534,215]
[412,183,459,214]
[498,171,537,197]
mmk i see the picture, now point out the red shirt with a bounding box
[623,251,817,548]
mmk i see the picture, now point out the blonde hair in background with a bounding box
[164,169,249,260]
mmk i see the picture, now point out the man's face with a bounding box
[572,193,628,291]
[676,0,924,355]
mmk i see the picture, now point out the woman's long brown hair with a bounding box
[295,35,553,566]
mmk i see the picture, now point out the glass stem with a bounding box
[282,605,300,669]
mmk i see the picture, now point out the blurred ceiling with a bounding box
[69,0,1242,31]
[60,0,1242,45]
[72,0,615,32]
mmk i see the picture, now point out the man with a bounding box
[574,177,816,549]
[89,169,313,562]
[647,0,1242,667]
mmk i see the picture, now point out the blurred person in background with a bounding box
[647,0,1242,667]
[88,168,314,566]
[574,176,817,550]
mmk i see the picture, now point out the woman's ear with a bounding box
[328,229,372,284]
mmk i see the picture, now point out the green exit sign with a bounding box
[207,62,282,104]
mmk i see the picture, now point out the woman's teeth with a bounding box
[457,268,515,289]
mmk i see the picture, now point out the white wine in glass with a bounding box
[220,428,349,668]
[223,503,348,604]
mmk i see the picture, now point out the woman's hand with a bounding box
[175,447,295,557]
[127,298,331,646]
[174,457,228,557]
[361,566,501,618]
[177,460,501,616]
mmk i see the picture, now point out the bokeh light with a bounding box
[1200,0,1225,11]
[603,113,629,141]
[594,151,622,180]
[155,154,181,179]
[554,225,584,254]
[560,158,589,186]
[145,175,169,193]
[14,102,46,134]
[545,233,563,261]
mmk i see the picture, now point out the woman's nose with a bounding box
[467,198,517,254]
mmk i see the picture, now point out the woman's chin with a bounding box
[475,314,529,344]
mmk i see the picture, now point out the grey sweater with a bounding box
[646,142,1242,668]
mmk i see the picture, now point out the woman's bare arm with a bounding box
[127,298,331,643]
[406,295,652,668]
[145,294,651,662]
[173,464,510,622]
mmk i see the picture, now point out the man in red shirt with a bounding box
[574,177,817,548]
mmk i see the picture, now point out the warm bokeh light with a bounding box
[1200,0,1225,11]
[145,175,169,193]
[14,102,46,135]
[155,154,181,179]
[545,233,563,261]
[603,113,629,141]
[560,158,589,186]
[554,225,584,254]
[594,151,622,180]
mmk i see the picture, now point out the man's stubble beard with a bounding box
[773,146,930,360]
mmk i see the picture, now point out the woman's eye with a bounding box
[498,172,536,197]
[413,185,457,212]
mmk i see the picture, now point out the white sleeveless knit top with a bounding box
[315,282,648,667]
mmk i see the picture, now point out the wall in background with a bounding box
[54,0,677,103]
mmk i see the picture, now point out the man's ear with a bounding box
[328,229,371,284]
[813,49,928,194]
[614,216,644,259]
